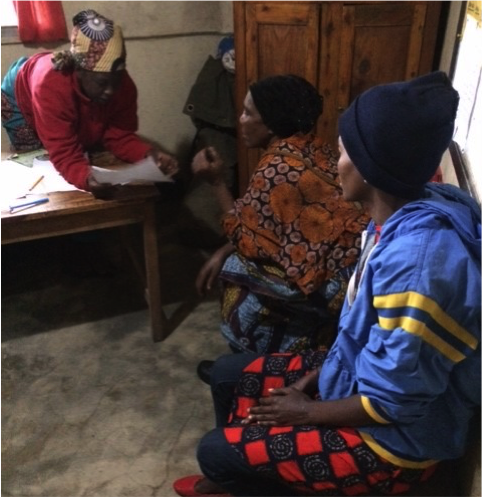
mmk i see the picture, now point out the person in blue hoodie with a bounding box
[173,72,481,497]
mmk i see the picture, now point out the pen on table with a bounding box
[9,197,49,213]
[28,175,44,191]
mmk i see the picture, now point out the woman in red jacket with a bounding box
[1,9,178,199]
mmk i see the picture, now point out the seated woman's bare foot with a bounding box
[194,477,227,494]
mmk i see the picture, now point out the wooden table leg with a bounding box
[143,200,165,342]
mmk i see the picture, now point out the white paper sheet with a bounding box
[1,159,78,211]
[91,156,173,185]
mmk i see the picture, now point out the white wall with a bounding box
[438,1,463,75]
[1,1,233,165]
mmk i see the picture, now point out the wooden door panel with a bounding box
[350,25,412,95]
[318,2,343,147]
[355,3,414,25]
[257,25,314,79]
[338,3,428,111]
[245,2,320,85]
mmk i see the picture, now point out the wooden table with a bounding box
[1,185,167,342]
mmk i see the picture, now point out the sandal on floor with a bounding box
[173,475,231,497]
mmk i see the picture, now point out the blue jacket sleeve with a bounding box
[356,226,479,424]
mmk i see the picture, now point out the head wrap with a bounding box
[52,10,125,73]
[249,75,323,138]
[338,71,459,199]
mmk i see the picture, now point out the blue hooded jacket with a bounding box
[319,183,481,467]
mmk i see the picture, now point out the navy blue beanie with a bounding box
[338,71,459,199]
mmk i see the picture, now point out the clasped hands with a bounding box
[240,368,321,427]
[241,386,314,427]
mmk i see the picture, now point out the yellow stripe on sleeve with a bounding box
[378,316,466,363]
[359,432,438,468]
[374,292,478,349]
[361,396,391,424]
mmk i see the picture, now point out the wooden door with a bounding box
[234,2,321,191]
[234,1,443,192]
[335,2,442,141]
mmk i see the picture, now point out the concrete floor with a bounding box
[2,198,480,497]
[1,214,230,497]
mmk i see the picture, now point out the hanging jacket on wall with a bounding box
[183,55,237,132]
[179,56,238,248]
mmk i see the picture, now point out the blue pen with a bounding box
[9,197,49,213]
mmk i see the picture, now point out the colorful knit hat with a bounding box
[338,71,459,199]
[70,10,126,72]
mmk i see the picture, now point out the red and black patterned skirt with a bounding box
[224,352,437,496]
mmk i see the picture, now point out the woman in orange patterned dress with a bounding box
[192,75,369,378]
